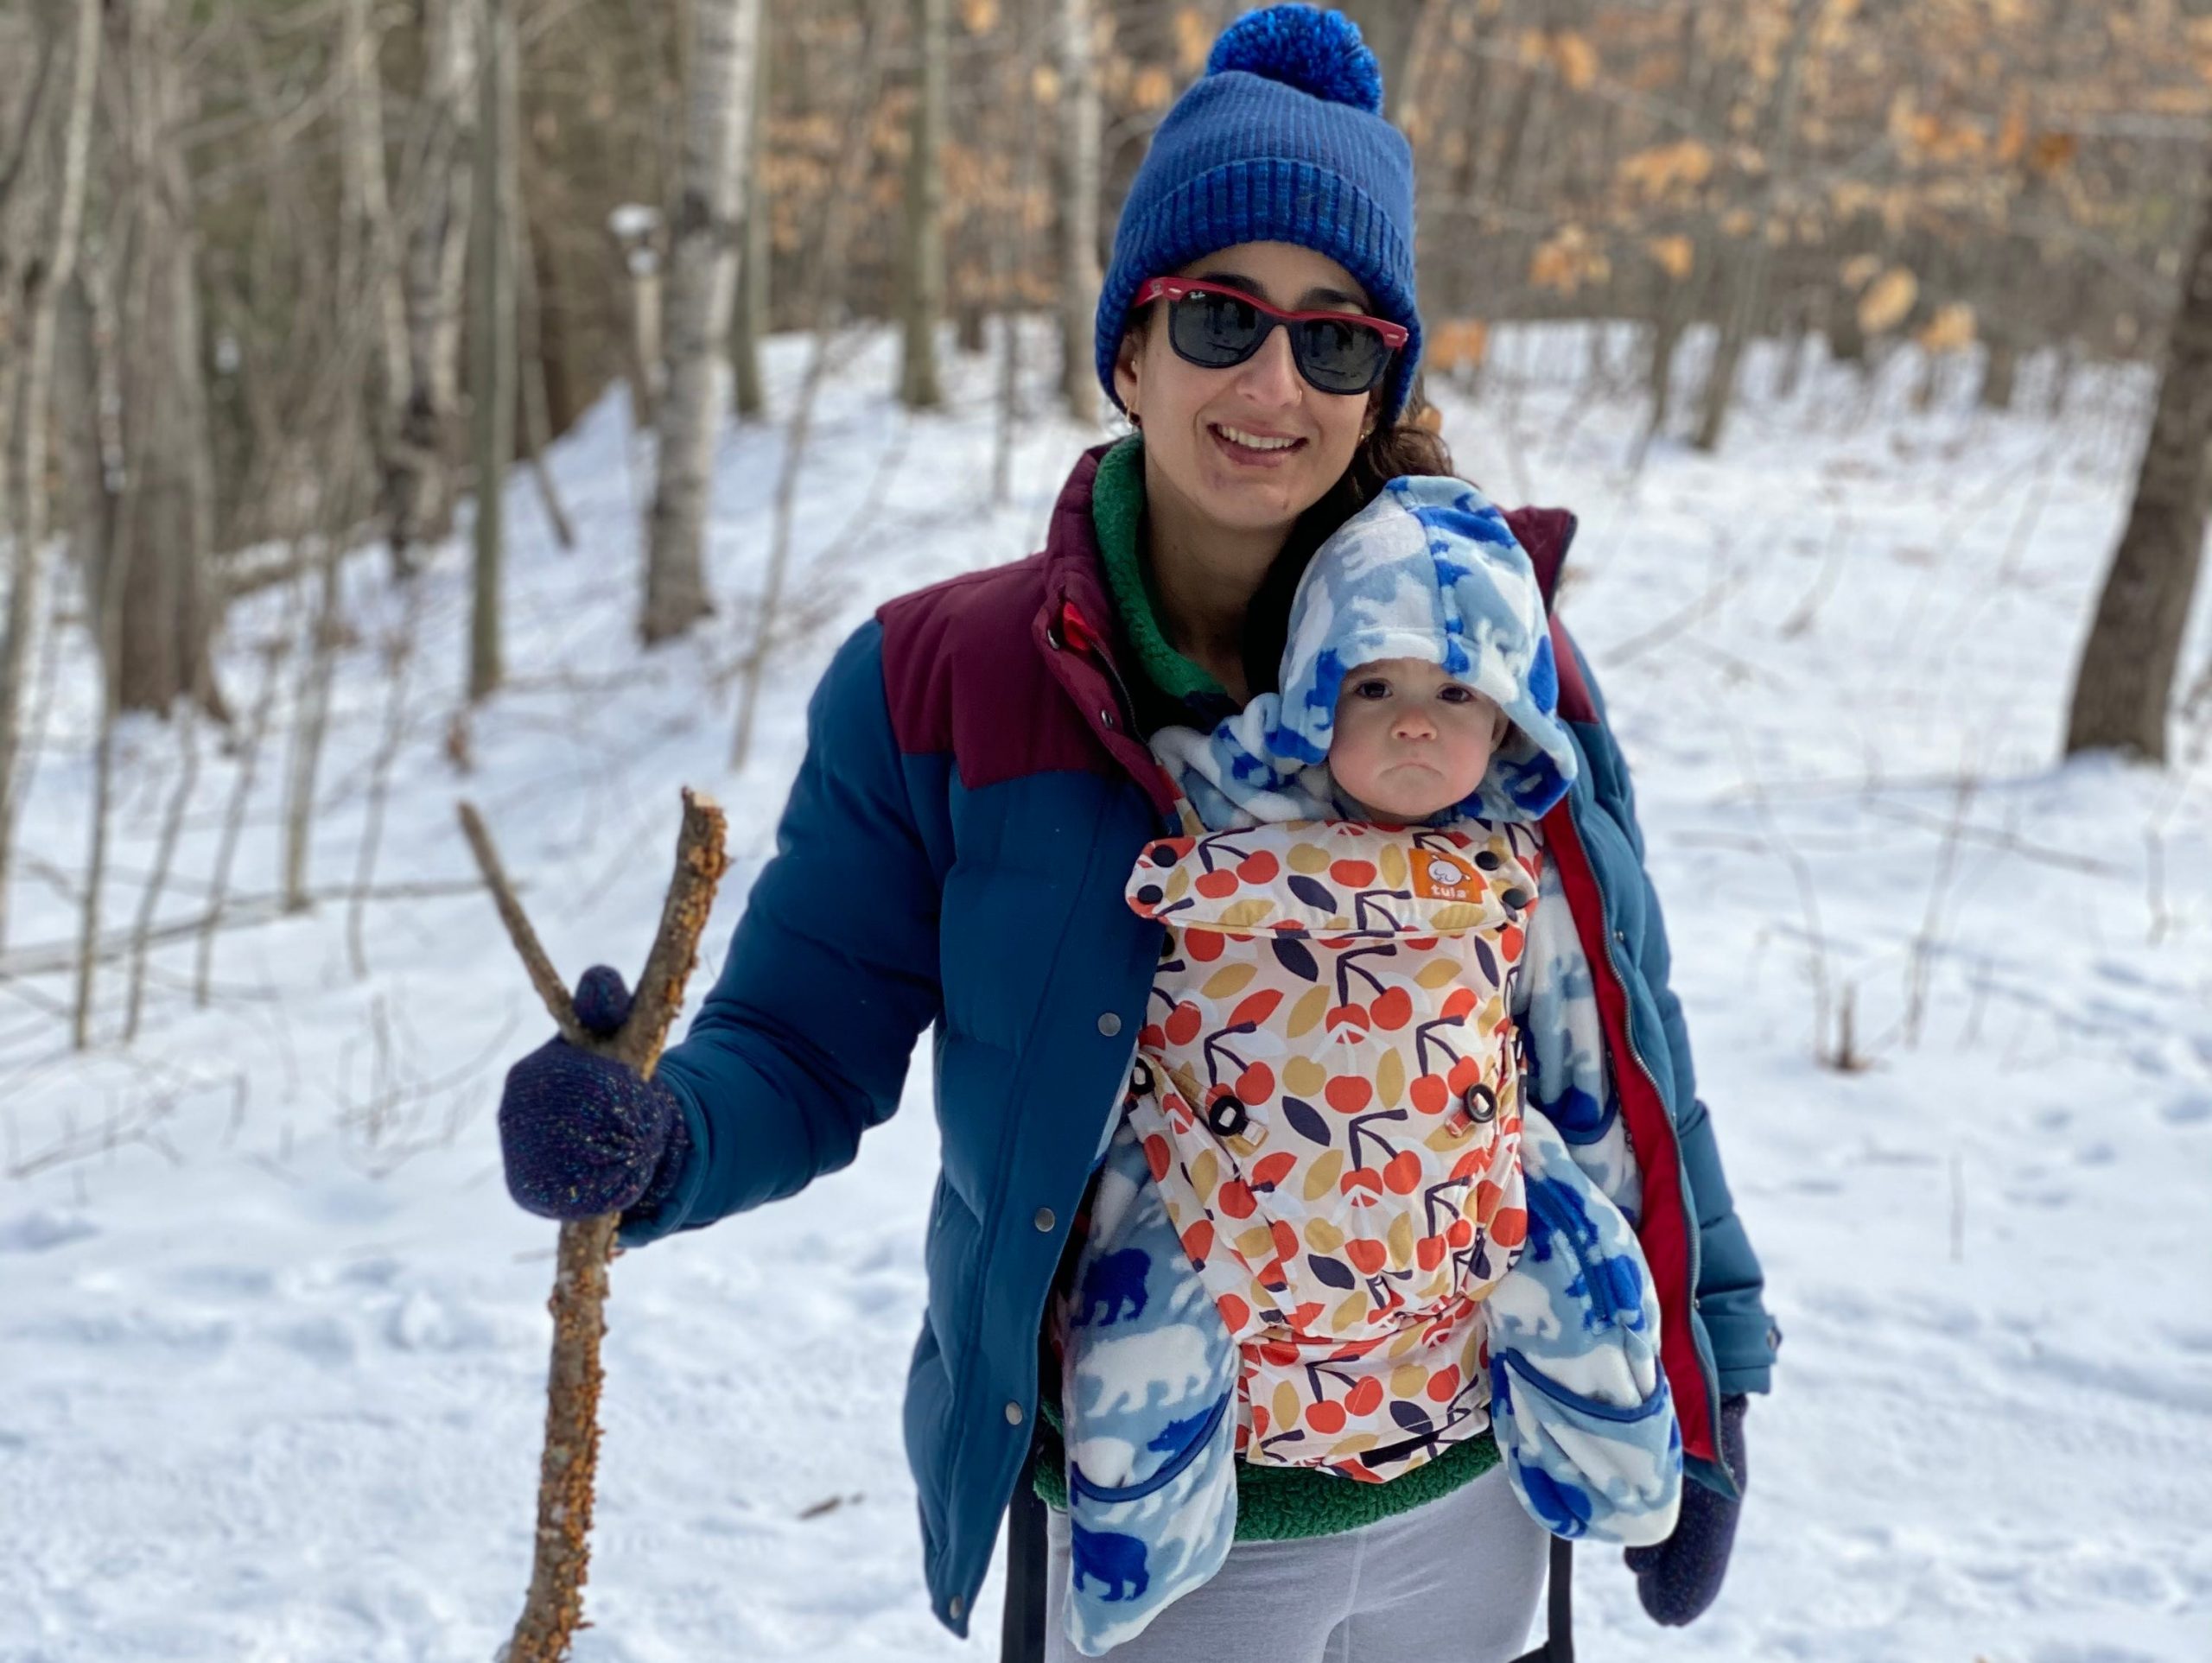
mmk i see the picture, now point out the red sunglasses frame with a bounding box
[1135,276,1410,353]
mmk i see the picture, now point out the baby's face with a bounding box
[1329,657,1508,820]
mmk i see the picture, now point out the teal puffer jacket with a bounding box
[619,444,1779,1638]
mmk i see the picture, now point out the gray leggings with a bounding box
[1042,1463,1550,1662]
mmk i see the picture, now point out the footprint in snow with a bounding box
[0,1209,99,1254]
[384,1288,500,1352]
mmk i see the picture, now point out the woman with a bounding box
[497,8,1778,1659]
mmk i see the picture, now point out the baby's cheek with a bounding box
[1329,731,1379,792]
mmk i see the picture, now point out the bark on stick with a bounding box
[459,788,730,1662]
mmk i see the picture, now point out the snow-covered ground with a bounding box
[3,321,2209,1662]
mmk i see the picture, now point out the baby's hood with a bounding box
[1162,476,1580,827]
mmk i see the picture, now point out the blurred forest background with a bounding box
[1,0,2209,1028]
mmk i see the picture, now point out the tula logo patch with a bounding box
[1411,850,1484,904]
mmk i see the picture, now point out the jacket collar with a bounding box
[1036,444,1183,820]
[1503,505,1579,607]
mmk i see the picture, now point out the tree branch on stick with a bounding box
[458,787,728,1663]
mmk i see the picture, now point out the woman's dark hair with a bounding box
[1237,390,1459,695]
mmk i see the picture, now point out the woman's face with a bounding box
[1112,240,1382,536]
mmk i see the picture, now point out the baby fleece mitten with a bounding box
[1623,1393,1749,1627]
[497,965,691,1223]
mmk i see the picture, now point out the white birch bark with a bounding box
[640,0,763,645]
[392,0,478,574]
[468,0,513,699]
[340,0,410,545]
[0,0,99,950]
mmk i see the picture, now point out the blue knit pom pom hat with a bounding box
[1095,4,1422,423]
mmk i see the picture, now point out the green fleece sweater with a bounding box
[1030,435,1503,1539]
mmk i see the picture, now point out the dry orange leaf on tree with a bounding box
[1618,139,1715,200]
[1646,235,1694,281]
[1916,303,1976,354]
[1857,267,1920,335]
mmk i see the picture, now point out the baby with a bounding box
[1047,478,1681,1656]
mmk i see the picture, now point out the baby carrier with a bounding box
[1052,479,1682,1657]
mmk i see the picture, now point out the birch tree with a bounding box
[1056,0,1101,424]
[391,0,477,575]
[0,0,100,949]
[340,0,410,552]
[470,0,514,699]
[2064,137,2212,765]
[897,0,948,411]
[641,0,764,645]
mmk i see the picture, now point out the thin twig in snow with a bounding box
[196,630,289,1007]
[347,581,425,978]
[122,705,203,1044]
[1902,762,1978,1050]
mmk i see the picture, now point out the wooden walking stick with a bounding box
[459,788,729,1663]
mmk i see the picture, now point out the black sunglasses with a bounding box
[1135,276,1408,397]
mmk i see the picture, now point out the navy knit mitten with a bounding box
[1623,1393,1749,1627]
[498,965,691,1224]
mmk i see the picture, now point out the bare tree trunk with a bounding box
[283,535,343,913]
[123,699,197,1042]
[390,0,478,577]
[731,1,770,421]
[955,298,988,355]
[2064,141,2212,764]
[1641,232,1708,454]
[996,38,1040,504]
[98,0,224,719]
[1338,0,1421,116]
[1692,0,1817,454]
[1056,0,1100,424]
[897,0,947,411]
[1978,331,2019,412]
[72,555,122,1051]
[0,33,60,536]
[1773,290,1810,401]
[505,52,572,549]
[0,0,100,952]
[340,0,411,557]
[641,0,763,645]
[469,0,514,700]
[730,10,887,771]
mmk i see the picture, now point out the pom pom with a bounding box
[1207,4,1382,114]
[573,963,635,1038]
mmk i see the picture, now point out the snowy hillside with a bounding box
[3,321,2209,1662]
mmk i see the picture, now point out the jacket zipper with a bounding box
[969,1035,1141,1626]
[1052,598,1179,832]
[1053,600,1141,741]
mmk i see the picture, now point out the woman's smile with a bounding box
[1208,421,1308,467]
